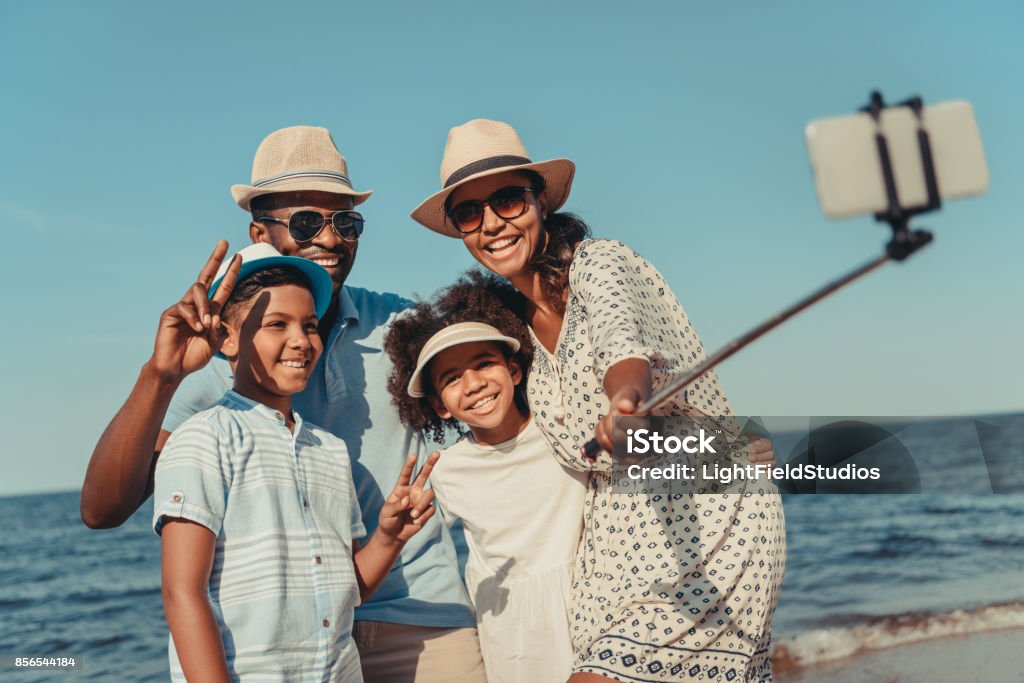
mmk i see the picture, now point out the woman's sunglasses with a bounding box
[255,210,364,243]
[446,186,538,234]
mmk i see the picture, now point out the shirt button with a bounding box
[322,619,330,628]
[314,556,323,565]
[171,494,182,503]
[274,411,284,421]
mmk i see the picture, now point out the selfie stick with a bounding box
[582,92,939,460]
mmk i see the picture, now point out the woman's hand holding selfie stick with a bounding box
[592,373,777,467]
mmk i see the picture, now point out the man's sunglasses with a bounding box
[255,210,364,243]
[446,186,538,234]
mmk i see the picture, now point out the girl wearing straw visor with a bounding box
[410,120,786,682]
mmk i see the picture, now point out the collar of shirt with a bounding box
[339,286,360,324]
[222,389,303,432]
[326,286,361,349]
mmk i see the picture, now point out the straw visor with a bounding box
[231,126,373,211]
[411,119,575,237]
[407,322,522,397]
[210,243,334,320]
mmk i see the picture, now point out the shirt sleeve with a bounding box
[570,239,688,386]
[152,416,229,536]
[162,359,233,433]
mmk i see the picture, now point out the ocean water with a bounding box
[1,414,1021,681]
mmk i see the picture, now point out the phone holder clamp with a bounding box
[860,91,938,261]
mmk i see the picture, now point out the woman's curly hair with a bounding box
[384,270,534,443]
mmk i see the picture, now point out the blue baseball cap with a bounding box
[210,242,333,319]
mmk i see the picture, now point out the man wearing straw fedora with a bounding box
[81,126,486,682]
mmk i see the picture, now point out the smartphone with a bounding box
[805,100,989,220]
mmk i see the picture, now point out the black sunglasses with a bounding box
[255,209,364,243]
[445,186,537,234]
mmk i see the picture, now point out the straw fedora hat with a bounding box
[231,126,373,211]
[411,119,575,237]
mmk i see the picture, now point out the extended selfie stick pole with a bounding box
[581,92,938,460]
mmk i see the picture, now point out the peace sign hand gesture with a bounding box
[150,240,242,384]
[377,452,440,544]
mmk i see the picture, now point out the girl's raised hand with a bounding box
[377,452,441,543]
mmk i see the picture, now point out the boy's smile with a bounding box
[427,341,528,446]
[223,284,323,417]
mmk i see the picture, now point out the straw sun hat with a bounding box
[231,126,373,211]
[411,119,575,237]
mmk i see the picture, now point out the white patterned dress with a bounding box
[526,239,786,682]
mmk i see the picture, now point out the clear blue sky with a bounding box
[2,1,1021,496]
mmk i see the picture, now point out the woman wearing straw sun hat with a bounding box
[411,119,787,682]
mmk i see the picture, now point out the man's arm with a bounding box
[80,242,240,529]
[162,518,231,683]
[80,366,176,528]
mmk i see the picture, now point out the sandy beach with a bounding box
[775,628,1024,682]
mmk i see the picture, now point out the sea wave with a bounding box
[771,601,1024,671]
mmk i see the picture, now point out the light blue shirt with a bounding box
[154,390,365,682]
[163,285,474,627]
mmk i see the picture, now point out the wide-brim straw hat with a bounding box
[231,126,373,211]
[411,119,575,237]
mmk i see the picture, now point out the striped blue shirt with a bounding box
[164,285,474,628]
[154,390,365,682]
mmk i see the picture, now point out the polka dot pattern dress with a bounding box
[526,239,786,682]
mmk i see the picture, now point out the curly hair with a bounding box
[384,270,535,443]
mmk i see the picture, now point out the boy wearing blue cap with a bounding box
[154,244,438,682]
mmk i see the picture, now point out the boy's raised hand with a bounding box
[377,452,440,543]
[150,241,241,383]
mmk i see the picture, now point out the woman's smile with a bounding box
[483,234,523,258]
